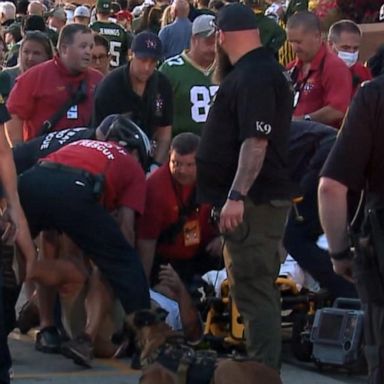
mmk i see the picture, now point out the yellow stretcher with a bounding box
[204,276,328,357]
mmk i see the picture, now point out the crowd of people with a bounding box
[0,0,384,383]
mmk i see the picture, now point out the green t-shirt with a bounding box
[90,20,128,68]
[160,52,218,136]
[0,66,20,100]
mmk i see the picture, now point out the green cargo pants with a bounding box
[223,198,290,371]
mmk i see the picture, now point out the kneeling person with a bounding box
[137,133,221,290]
[18,116,152,337]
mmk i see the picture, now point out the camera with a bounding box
[210,207,221,225]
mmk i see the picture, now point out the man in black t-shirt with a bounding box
[93,32,173,165]
[285,121,356,299]
[196,4,293,372]
[319,78,384,383]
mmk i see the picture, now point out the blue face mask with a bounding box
[337,50,359,68]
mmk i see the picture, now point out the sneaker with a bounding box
[17,300,40,334]
[35,326,61,354]
[61,333,93,368]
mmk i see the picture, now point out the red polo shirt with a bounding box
[7,56,102,141]
[137,164,216,261]
[43,139,146,213]
[287,44,352,128]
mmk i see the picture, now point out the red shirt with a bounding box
[7,56,102,141]
[287,44,352,128]
[137,164,216,261]
[44,139,146,213]
[350,62,372,96]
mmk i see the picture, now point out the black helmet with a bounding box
[100,115,152,170]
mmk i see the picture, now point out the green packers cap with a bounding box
[96,0,112,13]
[46,7,67,21]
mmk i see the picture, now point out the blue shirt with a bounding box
[159,17,192,60]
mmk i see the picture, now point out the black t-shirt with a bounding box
[92,64,173,139]
[321,77,384,205]
[196,47,294,206]
[13,128,95,175]
[288,121,336,186]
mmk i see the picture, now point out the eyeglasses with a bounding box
[91,53,109,62]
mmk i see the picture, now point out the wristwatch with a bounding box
[304,114,312,121]
[227,189,246,202]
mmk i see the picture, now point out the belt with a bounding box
[38,160,96,183]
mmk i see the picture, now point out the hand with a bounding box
[205,236,222,257]
[157,264,185,301]
[331,258,355,283]
[0,205,19,244]
[219,200,244,233]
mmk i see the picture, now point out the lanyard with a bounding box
[291,55,326,109]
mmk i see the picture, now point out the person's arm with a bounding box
[158,28,168,59]
[318,176,353,281]
[137,238,157,281]
[5,114,23,146]
[0,119,36,271]
[157,264,203,343]
[318,177,349,252]
[294,106,344,126]
[152,125,171,164]
[219,137,268,233]
[115,206,136,245]
[205,236,222,258]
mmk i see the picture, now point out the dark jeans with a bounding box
[283,169,356,299]
[18,166,150,314]
[362,302,384,384]
[0,272,11,384]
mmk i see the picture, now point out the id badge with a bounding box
[67,105,78,119]
[183,220,201,247]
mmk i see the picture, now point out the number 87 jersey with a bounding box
[160,52,218,137]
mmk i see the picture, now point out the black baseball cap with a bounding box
[216,4,258,32]
[131,31,162,60]
[23,15,46,32]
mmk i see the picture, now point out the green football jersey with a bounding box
[90,21,128,68]
[160,52,218,136]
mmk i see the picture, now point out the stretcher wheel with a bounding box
[291,311,313,362]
